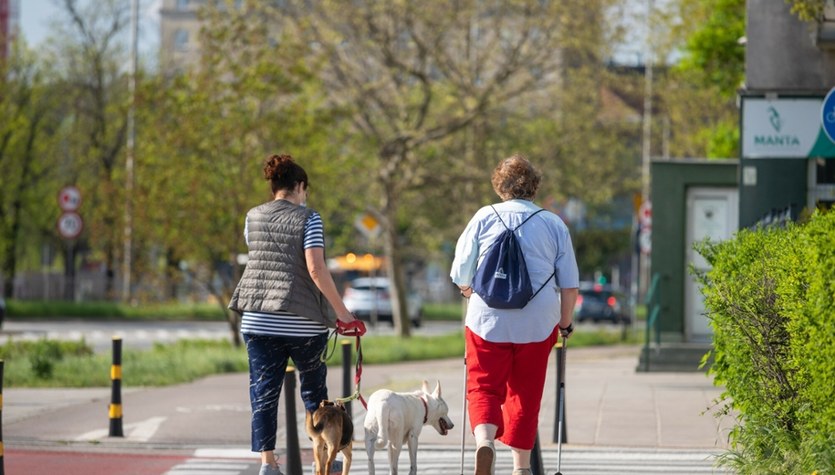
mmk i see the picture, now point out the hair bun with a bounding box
[263,154,294,180]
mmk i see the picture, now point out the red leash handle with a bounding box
[336,318,367,337]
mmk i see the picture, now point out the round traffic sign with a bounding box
[57,212,84,239]
[58,186,82,211]
[822,87,835,144]
[639,225,652,255]
[638,200,652,227]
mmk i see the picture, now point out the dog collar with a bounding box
[420,395,428,424]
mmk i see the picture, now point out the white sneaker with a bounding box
[259,463,284,475]
[474,440,495,475]
[310,460,343,474]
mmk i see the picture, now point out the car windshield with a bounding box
[581,290,612,299]
[351,283,389,291]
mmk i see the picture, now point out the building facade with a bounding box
[741,0,835,227]
[0,0,20,62]
[159,0,207,74]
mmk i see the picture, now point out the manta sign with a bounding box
[741,97,835,159]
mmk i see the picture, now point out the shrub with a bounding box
[696,211,835,474]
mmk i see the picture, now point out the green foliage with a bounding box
[654,0,743,159]
[0,44,65,297]
[695,211,835,473]
[1,327,639,387]
[787,0,826,22]
[674,0,745,98]
[573,228,632,277]
[421,303,463,321]
[1,338,94,380]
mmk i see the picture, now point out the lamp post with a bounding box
[122,0,138,302]
[639,0,654,301]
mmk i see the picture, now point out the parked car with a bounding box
[343,277,423,327]
[574,283,631,324]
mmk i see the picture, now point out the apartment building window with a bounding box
[174,29,189,51]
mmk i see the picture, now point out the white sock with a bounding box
[473,423,498,445]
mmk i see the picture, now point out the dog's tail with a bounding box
[374,404,390,449]
[305,410,323,436]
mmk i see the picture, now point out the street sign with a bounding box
[822,86,835,144]
[638,200,652,227]
[354,212,381,239]
[57,212,84,240]
[639,224,652,255]
[58,186,82,211]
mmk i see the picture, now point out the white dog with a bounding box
[363,380,454,475]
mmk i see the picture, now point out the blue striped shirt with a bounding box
[242,209,328,337]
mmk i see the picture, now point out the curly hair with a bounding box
[263,154,309,194]
[491,154,541,201]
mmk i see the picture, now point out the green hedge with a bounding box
[696,210,835,474]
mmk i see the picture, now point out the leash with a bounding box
[333,333,367,409]
[321,319,368,409]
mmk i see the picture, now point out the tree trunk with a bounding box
[380,172,411,338]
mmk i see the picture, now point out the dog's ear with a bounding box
[421,380,430,394]
[433,380,442,398]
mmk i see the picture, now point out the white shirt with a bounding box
[450,199,579,343]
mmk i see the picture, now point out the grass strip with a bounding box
[0,328,641,388]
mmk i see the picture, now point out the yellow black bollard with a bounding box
[284,367,302,475]
[109,337,124,437]
[1,359,5,475]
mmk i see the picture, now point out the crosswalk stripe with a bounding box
[178,446,727,475]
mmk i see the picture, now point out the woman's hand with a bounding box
[459,285,473,298]
[336,312,367,336]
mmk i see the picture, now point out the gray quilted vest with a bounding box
[228,199,335,327]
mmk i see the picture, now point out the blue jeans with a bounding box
[243,332,329,452]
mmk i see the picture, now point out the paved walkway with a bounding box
[3,344,734,474]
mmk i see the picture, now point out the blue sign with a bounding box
[822,87,835,144]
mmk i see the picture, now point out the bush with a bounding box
[696,211,835,474]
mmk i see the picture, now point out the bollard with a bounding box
[109,337,124,437]
[552,342,567,444]
[284,367,302,475]
[1,359,5,475]
[530,433,544,475]
[341,340,352,418]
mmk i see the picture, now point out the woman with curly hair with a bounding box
[450,154,579,475]
[229,154,365,475]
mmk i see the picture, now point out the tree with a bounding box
[136,4,354,345]
[264,0,626,336]
[787,0,826,21]
[0,44,64,299]
[654,0,745,159]
[45,0,131,297]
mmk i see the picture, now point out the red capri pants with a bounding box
[465,326,558,450]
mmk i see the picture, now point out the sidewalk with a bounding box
[2,343,732,452]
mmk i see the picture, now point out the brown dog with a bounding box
[305,400,353,475]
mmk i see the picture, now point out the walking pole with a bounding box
[460,349,468,475]
[556,335,567,475]
[459,296,468,475]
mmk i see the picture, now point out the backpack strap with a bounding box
[515,208,546,231]
[489,205,546,232]
[489,205,510,231]
[530,271,556,301]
